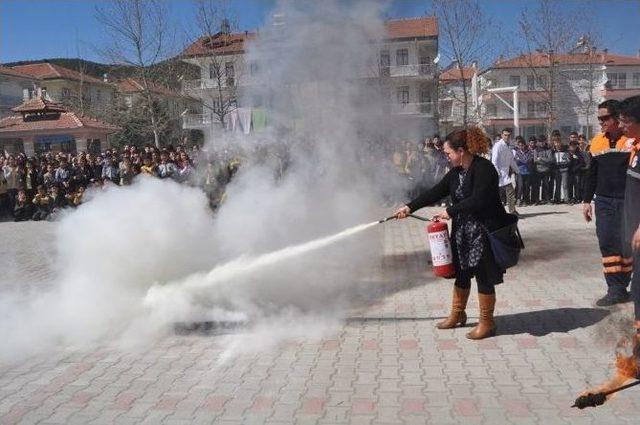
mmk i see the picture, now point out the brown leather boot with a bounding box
[436,286,470,329]
[466,293,496,340]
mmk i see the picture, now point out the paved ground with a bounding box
[1,204,639,424]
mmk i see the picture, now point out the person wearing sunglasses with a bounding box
[583,100,636,306]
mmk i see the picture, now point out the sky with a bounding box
[1,0,639,65]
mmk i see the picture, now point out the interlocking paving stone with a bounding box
[1,205,638,424]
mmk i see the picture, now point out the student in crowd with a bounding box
[514,136,533,206]
[491,128,519,215]
[551,133,570,203]
[533,137,555,204]
[14,189,33,222]
[568,140,586,203]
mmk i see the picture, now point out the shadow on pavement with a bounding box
[518,211,569,219]
[494,307,610,336]
[346,316,446,322]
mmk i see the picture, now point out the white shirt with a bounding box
[491,138,518,186]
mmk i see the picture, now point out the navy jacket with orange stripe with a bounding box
[583,132,634,202]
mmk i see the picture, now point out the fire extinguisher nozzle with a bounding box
[379,215,397,223]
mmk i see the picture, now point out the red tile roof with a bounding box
[182,31,257,57]
[10,62,108,85]
[491,51,640,69]
[116,77,180,97]
[385,16,438,39]
[12,96,67,113]
[0,65,37,80]
[181,16,438,57]
[440,66,475,83]
[0,112,119,134]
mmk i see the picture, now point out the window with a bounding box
[225,62,235,86]
[509,75,521,87]
[397,86,409,104]
[527,76,535,91]
[419,55,431,75]
[88,139,101,155]
[379,50,390,76]
[440,100,453,117]
[606,72,626,89]
[527,101,535,116]
[61,87,70,99]
[486,103,497,116]
[396,49,409,66]
[633,73,640,87]
[618,73,627,89]
[420,87,432,113]
[209,63,217,79]
[536,102,548,113]
[536,75,548,89]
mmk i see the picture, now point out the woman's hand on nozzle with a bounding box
[394,205,410,219]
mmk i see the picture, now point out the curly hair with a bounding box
[445,126,490,155]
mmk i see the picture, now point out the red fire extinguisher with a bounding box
[426,219,455,278]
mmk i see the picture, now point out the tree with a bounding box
[189,0,243,131]
[518,0,597,138]
[96,0,174,148]
[432,0,490,126]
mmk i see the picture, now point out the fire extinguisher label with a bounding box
[428,230,453,266]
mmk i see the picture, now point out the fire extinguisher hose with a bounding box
[378,214,432,224]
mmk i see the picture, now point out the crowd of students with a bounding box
[393,129,592,210]
[0,144,244,222]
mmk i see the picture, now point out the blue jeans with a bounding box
[595,196,631,295]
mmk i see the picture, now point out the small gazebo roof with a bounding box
[1,95,120,135]
[11,96,68,114]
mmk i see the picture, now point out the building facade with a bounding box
[0,66,38,119]
[180,17,439,142]
[479,51,640,140]
[0,94,119,155]
[9,62,116,120]
[438,64,477,136]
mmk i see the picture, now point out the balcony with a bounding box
[379,64,435,78]
[388,102,434,116]
[182,113,213,129]
[182,78,238,94]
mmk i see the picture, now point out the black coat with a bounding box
[407,155,509,233]
[407,155,510,285]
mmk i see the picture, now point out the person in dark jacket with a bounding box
[618,96,640,332]
[567,141,585,203]
[533,138,554,204]
[394,127,511,340]
[583,100,635,306]
[14,189,33,222]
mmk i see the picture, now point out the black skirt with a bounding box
[454,235,505,288]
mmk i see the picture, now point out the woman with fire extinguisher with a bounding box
[394,127,512,340]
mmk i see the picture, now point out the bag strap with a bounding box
[515,226,525,249]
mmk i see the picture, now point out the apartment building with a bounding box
[479,51,640,140]
[180,16,439,141]
[0,65,38,119]
[116,78,200,118]
[9,62,116,119]
[438,64,477,135]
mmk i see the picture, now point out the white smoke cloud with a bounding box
[0,0,429,362]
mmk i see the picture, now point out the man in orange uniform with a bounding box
[583,100,635,306]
